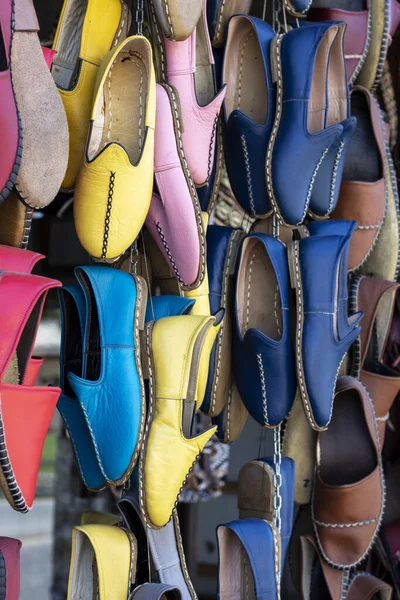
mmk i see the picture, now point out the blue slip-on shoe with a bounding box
[64,266,147,487]
[267,22,351,227]
[145,296,195,322]
[202,225,243,417]
[233,233,296,427]
[238,457,295,569]
[223,16,276,218]
[217,519,281,599]
[288,230,363,431]
[284,0,312,17]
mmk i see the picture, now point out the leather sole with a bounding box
[356,0,390,91]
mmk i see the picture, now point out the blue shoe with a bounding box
[233,233,296,427]
[58,267,147,488]
[217,519,280,599]
[288,227,363,430]
[267,22,351,226]
[145,296,195,322]
[223,16,275,218]
[284,0,312,16]
[202,225,243,416]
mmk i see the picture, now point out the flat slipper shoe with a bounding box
[145,296,195,322]
[67,524,136,600]
[130,584,182,600]
[0,191,33,248]
[356,0,391,90]
[139,314,221,528]
[0,270,61,512]
[58,267,147,489]
[207,0,253,48]
[284,0,312,17]
[233,233,296,427]
[163,0,226,188]
[313,376,385,568]
[52,0,130,191]
[152,0,202,41]
[0,538,21,600]
[118,491,196,600]
[145,84,205,290]
[222,16,276,219]
[11,0,68,209]
[217,519,281,600]
[211,380,248,444]
[74,35,156,261]
[0,0,21,204]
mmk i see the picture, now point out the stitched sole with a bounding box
[173,511,198,600]
[205,118,224,215]
[0,550,6,600]
[0,411,29,513]
[371,0,390,92]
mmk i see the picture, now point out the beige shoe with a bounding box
[152,0,203,41]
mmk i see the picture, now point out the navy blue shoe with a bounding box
[288,227,363,430]
[267,22,351,226]
[223,16,275,218]
[202,225,243,417]
[233,233,296,427]
[217,519,280,599]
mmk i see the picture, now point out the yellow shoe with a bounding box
[139,314,223,528]
[185,212,211,316]
[52,0,130,191]
[74,36,156,261]
[67,524,136,600]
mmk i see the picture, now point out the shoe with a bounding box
[183,212,212,315]
[164,0,226,187]
[222,16,275,218]
[0,244,43,274]
[0,270,61,512]
[118,491,196,599]
[130,584,182,600]
[58,266,147,489]
[266,22,351,226]
[139,314,221,528]
[52,0,130,191]
[74,35,156,261]
[212,380,248,444]
[0,0,21,204]
[0,538,21,600]
[331,87,387,271]
[233,233,296,427]
[313,376,385,568]
[284,0,312,16]
[152,0,202,41]
[10,0,68,208]
[288,223,362,430]
[217,519,281,599]
[145,84,205,289]
[238,457,295,568]
[207,0,252,47]
[67,524,136,600]
[145,295,195,322]
[202,225,243,416]
[356,0,391,91]
[351,275,400,445]
[196,117,223,213]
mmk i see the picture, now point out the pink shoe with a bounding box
[146,84,205,289]
[163,0,226,187]
[0,537,21,600]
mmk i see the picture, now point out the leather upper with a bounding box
[0,245,44,273]
[223,16,275,218]
[52,0,126,190]
[207,0,253,47]
[146,84,203,289]
[0,537,21,600]
[285,0,312,16]
[153,0,202,41]
[145,295,195,322]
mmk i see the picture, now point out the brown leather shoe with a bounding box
[313,376,385,568]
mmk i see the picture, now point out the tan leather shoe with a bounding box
[152,0,203,41]
[313,376,385,568]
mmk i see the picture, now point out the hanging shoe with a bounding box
[266,22,351,227]
[74,35,156,261]
[67,524,136,600]
[207,0,253,48]
[52,0,130,191]
[163,0,226,188]
[152,0,202,41]
[284,0,312,17]
[288,224,362,430]
[233,233,296,427]
[217,519,281,599]
[58,266,147,489]
[0,192,33,248]
[139,313,221,528]
[355,0,391,91]
[212,381,248,444]
[0,538,21,600]
[130,584,182,600]
[222,16,276,219]
[145,84,205,290]
[313,376,385,568]
[145,295,195,322]
[0,270,61,512]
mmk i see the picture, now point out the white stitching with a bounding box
[274,286,282,337]
[149,0,166,82]
[284,0,312,15]
[240,135,256,217]
[256,354,269,426]
[314,518,377,528]
[357,224,381,230]
[245,247,258,330]
[162,0,175,38]
[113,2,127,47]
[327,141,345,215]
[215,0,226,40]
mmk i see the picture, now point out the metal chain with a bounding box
[136,0,144,35]
[272,0,282,34]
[273,425,282,534]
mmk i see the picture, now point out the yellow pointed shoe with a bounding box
[74,35,156,261]
[139,313,223,529]
[67,524,136,600]
[52,0,130,191]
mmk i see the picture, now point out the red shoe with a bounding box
[0,0,22,203]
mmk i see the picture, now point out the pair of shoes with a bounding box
[312,376,385,568]
[0,537,21,600]
[0,0,68,208]
[0,246,61,512]
[73,35,156,261]
[57,267,147,490]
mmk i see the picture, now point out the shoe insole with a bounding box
[195,13,215,107]
[218,527,256,600]
[312,0,366,8]
[237,238,282,340]
[319,390,377,486]
[309,26,337,133]
[52,0,89,89]
[97,50,148,165]
[343,92,382,182]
